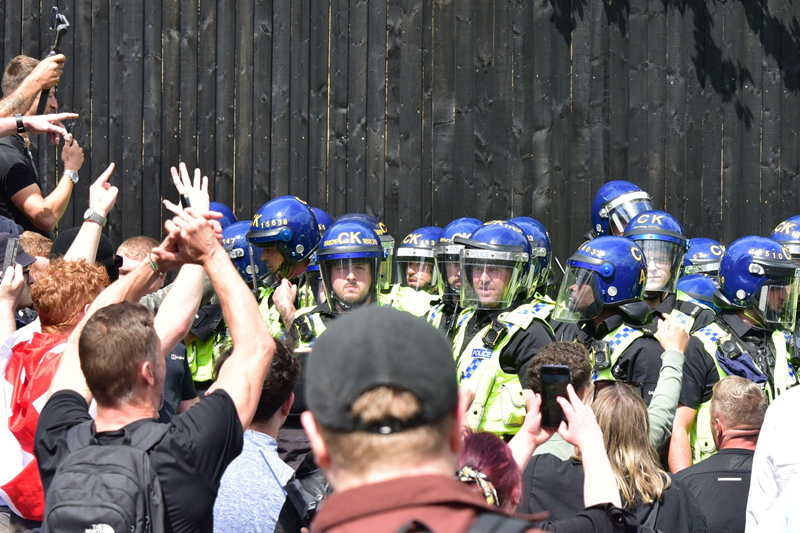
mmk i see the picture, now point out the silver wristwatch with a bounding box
[64,170,79,184]
[83,208,107,227]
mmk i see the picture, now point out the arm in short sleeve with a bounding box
[678,338,717,409]
[501,321,555,383]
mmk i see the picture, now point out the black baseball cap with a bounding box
[0,232,35,268]
[50,227,119,282]
[305,305,458,433]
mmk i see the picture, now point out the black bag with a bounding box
[42,420,170,533]
[274,452,331,532]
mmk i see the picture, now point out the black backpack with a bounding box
[42,420,170,533]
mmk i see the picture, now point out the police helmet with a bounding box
[682,238,724,277]
[623,210,688,297]
[677,274,721,314]
[247,196,321,276]
[314,219,387,312]
[209,202,237,230]
[508,217,552,297]
[311,207,334,234]
[591,181,654,238]
[553,236,647,323]
[770,216,800,260]
[394,226,442,293]
[454,221,531,310]
[336,213,394,290]
[716,236,800,330]
[222,221,269,288]
[435,217,483,301]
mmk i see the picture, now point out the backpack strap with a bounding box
[468,512,533,533]
[65,419,170,453]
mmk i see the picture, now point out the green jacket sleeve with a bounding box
[647,349,686,449]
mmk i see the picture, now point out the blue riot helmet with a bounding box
[247,196,321,277]
[394,226,442,293]
[311,207,334,234]
[454,221,531,310]
[591,181,654,238]
[314,219,386,312]
[435,218,483,301]
[677,274,721,314]
[209,202,237,230]
[716,236,800,330]
[336,213,394,290]
[682,238,725,276]
[623,210,688,297]
[771,216,800,261]
[508,217,552,297]
[222,221,269,290]
[553,236,648,323]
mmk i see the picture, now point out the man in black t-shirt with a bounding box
[34,208,276,532]
[675,377,766,533]
[0,55,83,235]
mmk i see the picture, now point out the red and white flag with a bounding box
[0,321,67,521]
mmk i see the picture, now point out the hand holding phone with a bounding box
[2,237,19,275]
[540,364,572,428]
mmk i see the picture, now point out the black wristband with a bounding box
[14,114,25,134]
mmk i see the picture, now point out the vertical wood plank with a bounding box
[214,0,235,206]
[90,0,110,231]
[161,0,180,225]
[107,0,125,245]
[431,0,456,226]
[699,0,723,242]
[452,0,475,219]
[179,0,198,170]
[760,0,781,231]
[328,0,349,217]
[682,2,704,238]
[252,0,272,212]
[779,0,799,222]
[346,0,367,214]
[270,0,291,198]
[142,0,163,238]
[739,0,762,237]
[289,0,311,203]
[589,0,610,213]
[627,0,647,187]
[307,0,328,210]
[720,0,744,243]
[384,0,401,230]
[645,0,667,205]
[472,0,493,221]
[570,0,592,240]
[488,0,511,219]
[530,0,553,229]
[420,0,433,225]
[664,1,686,225]
[607,0,629,184]
[197,0,217,204]
[70,0,92,230]
[234,0,254,218]
[122,0,145,240]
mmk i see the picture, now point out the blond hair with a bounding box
[318,386,452,474]
[592,385,671,506]
[19,231,52,258]
[116,236,160,260]
[710,376,767,430]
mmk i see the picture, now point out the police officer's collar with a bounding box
[582,312,625,339]
[652,292,677,317]
[720,311,768,338]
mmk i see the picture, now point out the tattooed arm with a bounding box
[0,55,65,118]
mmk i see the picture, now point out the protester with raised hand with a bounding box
[35,206,274,532]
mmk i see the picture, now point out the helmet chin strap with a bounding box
[330,292,370,313]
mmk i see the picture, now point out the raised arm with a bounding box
[0,55,65,118]
[63,164,117,263]
[153,208,274,429]
[0,265,26,343]
[647,315,689,449]
[0,113,76,138]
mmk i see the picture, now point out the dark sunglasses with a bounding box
[114,255,124,268]
[593,380,644,401]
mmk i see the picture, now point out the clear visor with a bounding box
[608,198,655,235]
[460,250,526,310]
[637,240,685,294]
[753,277,799,330]
[552,266,604,323]
[380,241,394,290]
[320,257,380,311]
[683,262,720,276]
[299,270,325,308]
[394,249,438,293]
[436,244,464,300]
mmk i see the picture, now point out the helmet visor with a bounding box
[608,198,654,236]
[436,244,464,300]
[683,261,720,276]
[379,238,394,290]
[320,257,380,311]
[395,249,438,293]
[638,240,685,294]
[552,266,604,323]
[753,276,799,330]
[460,250,526,310]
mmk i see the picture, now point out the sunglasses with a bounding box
[114,255,124,268]
[593,380,644,401]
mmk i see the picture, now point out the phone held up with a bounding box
[540,364,572,429]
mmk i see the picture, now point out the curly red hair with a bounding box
[31,258,110,334]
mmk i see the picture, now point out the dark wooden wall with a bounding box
[2,0,799,264]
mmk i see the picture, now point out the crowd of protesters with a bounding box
[0,51,795,533]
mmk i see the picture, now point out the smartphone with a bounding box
[540,365,572,428]
[2,237,18,275]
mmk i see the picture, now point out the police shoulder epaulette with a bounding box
[499,306,536,330]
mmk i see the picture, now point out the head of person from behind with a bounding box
[709,376,767,450]
[458,430,522,512]
[116,236,163,294]
[591,384,670,508]
[302,306,461,493]
[79,301,165,415]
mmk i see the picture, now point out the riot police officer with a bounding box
[450,221,555,436]
[394,226,442,293]
[681,238,725,278]
[289,219,386,347]
[246,196,321,338]
[209,201,238,230]
[623,210,715,333]
[669,236,800,472]
[508,216,553,304]
[676,274,721,314]
[551,236,664,404]
[590,180,654,238]
[426,217,482,339]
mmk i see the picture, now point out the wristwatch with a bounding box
[83,208,107,227]
[14,114,25,134]
[64,170,79,183]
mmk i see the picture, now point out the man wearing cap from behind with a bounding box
[302,306,632,532]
